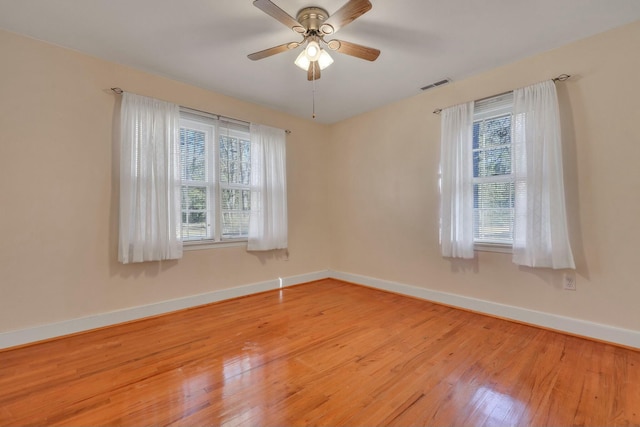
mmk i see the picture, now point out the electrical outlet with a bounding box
[563,272,576,291]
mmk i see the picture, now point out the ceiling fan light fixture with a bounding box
[304,40,321,61]
[295,48,333,72]
[294,50,311,70]
[317,49,334,70]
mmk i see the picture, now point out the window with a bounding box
[440,81,573,265]
[472,93,514,246]
[180,110,251,245]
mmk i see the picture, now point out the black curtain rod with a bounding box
[110,87,291,134]
[432,74,571,115]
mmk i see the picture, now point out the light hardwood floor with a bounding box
[1,279,638,426]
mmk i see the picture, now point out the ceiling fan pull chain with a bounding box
[312,66,316,119]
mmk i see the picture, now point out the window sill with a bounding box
[183,240,247,251]
[474,243,512,254]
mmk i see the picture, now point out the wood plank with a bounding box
[0,279,638,426]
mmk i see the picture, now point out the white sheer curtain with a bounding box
[247,123,288,251]
[439,102,475,259]
[512,80,575,269]
[119,92,182,264]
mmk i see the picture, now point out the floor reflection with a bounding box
[223,352,261,384]
[470,385,527,425]
[221,347,265,425]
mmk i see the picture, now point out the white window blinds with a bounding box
[472,92,514,245]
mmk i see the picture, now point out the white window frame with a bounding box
[179,109,251,249]
[472,93,515,252]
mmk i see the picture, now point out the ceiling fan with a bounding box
[248,0,380,81]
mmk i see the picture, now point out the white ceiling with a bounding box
[1,1,640,123]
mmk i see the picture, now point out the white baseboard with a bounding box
[330,270,640,349]
[0,270,330,350]
[282,270,330,287]
[4,269,638,350]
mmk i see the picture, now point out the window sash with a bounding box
[218,129,251,241]
[472,98,515,246]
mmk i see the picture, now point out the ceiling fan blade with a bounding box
[307,61,321,81]
[320,0,372,35]
[326,39,380,61]
[253,0,305,33]
[248,42,300,60]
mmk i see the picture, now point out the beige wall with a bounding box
[0,30,330,333]
[2,20,639,338]
[328,20,640,332]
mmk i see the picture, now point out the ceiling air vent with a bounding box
[420,78,451,91]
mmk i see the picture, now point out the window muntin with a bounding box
[179,113,251,244]
[472,94,514,246]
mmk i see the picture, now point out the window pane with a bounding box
[220,136,240,184]
[221,212,250,239]
[220,137,237,183]
[474,182,514,209]
[473,146,512,177]
[180,128,206,181]
[221,189,251,211]
[474,115,511,150]
[241,139,250,162]
[484,115,511,146]
[474,182,514,242]
[221,188,250,239]
[188,212,206,223]
[181,186,207,210]
[182,211,208,240]
[229,138,239,162]
[242,189,250,210]
[474,208,514,243]
[220,136,250,185]
[221,188,238,210]
[240,139,251,185]
[220,136,229,184]
[473,121,480,150]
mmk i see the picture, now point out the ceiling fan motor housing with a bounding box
[296,7,333,35]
